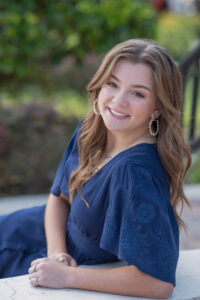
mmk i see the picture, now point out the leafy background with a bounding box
[0,0,199,196]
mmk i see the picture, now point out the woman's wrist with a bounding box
[66,266,79,288]
[48,249,67,258]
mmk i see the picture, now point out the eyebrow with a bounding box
[110,74,152,92]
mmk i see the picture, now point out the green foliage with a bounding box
[0,84,89,118]
[0,0,156,78]
[157,13,200,61]
[182,76,200,140]
[0,103,79,196]
[54,90,90,118]
[186,151,200,184]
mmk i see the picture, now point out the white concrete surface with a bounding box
[0,194,48,215]
[0,250,200,300]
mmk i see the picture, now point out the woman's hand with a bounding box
[28,257,75,288]
[48,252,78,267]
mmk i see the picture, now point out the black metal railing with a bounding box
[179,43,200,153]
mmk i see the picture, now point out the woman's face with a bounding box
[98,59,159,141]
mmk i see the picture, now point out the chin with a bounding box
[105,125,126,133]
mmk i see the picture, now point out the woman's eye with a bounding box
[132,91,145,98]
[107,81,117,88]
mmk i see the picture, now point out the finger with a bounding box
[28,262,42,275]
[31,257,48,266]
[70,258,78,267]
[28,265,36,274]
[61,254,77,267]
[29,275,40,287]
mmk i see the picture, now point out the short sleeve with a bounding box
[99,164,179,286]
[50,120,82,196]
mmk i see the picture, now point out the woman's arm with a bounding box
[29,259,174,299]
[44,193,70,257]
[69,264,174,299]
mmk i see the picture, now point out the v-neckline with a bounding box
[91,142,157,179]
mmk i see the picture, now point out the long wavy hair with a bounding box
[68,39,191,230]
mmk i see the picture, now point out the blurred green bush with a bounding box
[0,0,156,79]
[157,13,200,61]
[186,151,200,184]
[0,103,79,196]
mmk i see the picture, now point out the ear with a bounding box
[151,110,160,119]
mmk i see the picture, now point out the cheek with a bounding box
[130,101,154,117]
[98,87,113,105]
[99,87,108,98]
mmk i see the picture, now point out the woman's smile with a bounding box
[107,107,130,119]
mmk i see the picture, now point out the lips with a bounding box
[108,107,129,118]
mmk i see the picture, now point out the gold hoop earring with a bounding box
[93,99,101,115]
[149,119,159,136]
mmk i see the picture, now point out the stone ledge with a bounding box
[0,249,200,300]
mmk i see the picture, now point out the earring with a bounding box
[149,118,159,136]
[93,99,101,115]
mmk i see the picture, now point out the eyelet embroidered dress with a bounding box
[0,120,179,286]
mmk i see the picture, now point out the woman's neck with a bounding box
[105,130,156,158]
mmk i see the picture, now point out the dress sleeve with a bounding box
[99,164,179,286]
[50,120,82,196]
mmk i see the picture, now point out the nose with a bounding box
[112,90,127,106]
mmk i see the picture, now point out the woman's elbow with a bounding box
[159,283,174,299]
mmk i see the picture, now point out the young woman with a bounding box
[0,39,191,299]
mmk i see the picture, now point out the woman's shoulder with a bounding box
[111,144,170,194]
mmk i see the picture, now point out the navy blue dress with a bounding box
[0,121,179,286]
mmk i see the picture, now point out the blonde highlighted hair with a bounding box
[68,39,191,230]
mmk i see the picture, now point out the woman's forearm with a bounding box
[68,265,174,299]
[45,193,70,256]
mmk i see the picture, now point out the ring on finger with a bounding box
[58,257,66,263]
